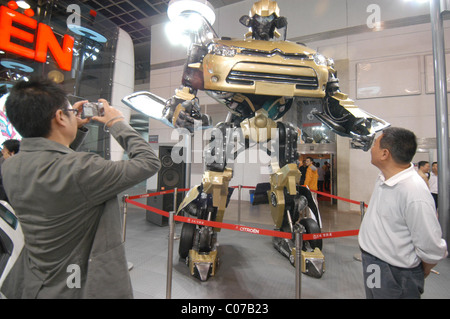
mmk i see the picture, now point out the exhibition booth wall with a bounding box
[144,0,450,206]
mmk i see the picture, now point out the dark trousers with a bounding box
[318,180,324,192]
[432,193,438,209]
[361,250,424,299]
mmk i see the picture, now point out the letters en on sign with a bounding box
[0,2,75,71]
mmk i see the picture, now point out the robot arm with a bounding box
[121,87,212,133]
[163,87,212,132]
[314,72,390,151]
[162,22,213,132]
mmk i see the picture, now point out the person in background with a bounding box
[428,162,438,209]
[417,161,430,188]
[299,159,307,186]
[0,78,161,299]
[323,161,330,191]
[0,139,20,159]
[304,157,318,202]
[317,162,324,192]
[0,139,20,202]
[359,127,447,299]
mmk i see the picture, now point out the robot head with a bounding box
[250,0,280,18]
[240,0,287,40]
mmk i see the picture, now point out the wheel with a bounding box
[179,222,196,259]
[300,218,323,251]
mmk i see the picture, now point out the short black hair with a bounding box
[5,78,69,138]
[379,127,417,165]
[418,161,429,168]
[2,139,20,154]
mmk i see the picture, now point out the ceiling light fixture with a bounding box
[167,0,216,25]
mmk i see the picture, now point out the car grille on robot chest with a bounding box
[226,69,319,90]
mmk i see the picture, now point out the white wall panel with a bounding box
[346,0,430,27]
[111,28,135,161]
[215,0,252,38]
[150,71,171,89]
[113,60,135,89]
[425,53,450,93]
[280,0,349,37]
[356,56,422,99]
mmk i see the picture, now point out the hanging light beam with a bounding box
[167,0,216,25]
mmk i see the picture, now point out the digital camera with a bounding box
[82,102,104,119]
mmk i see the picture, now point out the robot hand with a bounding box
[314,92,389,151]
[163,93,212,133]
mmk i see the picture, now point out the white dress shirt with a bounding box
[429,172,438,194]
[359,164,448,268]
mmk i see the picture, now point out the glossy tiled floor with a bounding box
[123,196,450,299]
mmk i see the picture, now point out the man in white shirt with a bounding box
[358,127,448,299]
[417,161,430,188]
[428,162,438,209]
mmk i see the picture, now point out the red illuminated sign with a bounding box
[0,1,74,71]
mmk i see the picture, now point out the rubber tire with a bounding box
[179,222,196,259]
[300,218,323,250]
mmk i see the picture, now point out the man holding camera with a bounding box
[0,79,161,299]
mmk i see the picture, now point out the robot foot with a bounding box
[302,248,325,279]
[272,236,325,278]
[273,236,294,263]
[187,250,218,281]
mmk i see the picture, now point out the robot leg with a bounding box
[269,166,325,278]
[177,169,234,281]
[179,121,236,280]
[268,157,325,278]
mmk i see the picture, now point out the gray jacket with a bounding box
[0,121,160,298]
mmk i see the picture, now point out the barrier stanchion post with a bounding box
[122,194,129,243]
[173,187,178,213]
[122,194,134,270]
[353,201,366,262]
[166,210,175,299]
[238,185,242,225]
[295,225,305,299]
[360,201,366,219]
[173,188,180,240]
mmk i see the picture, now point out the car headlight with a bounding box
[327,58,335,68]
[313,53,327,66]
[209,43,237,57]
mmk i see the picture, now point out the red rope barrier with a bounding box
[128,189,190,200]
[125,198,292,239]
[230,185,256,189]
[303,229,359,241]
[125,186,364,240]
[309,189,368,208]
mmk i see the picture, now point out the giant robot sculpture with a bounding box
[123,0,389,281]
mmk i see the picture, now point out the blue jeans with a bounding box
[361,250,424,299]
